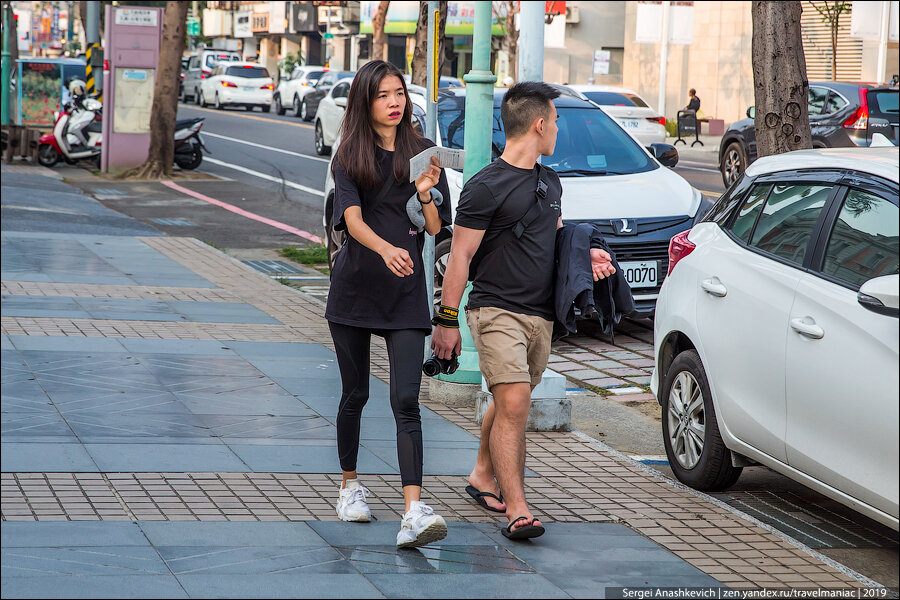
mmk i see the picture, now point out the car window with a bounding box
[318,73,334,86]
[808,87,828,116]
[583,91,644,107]
[868,90,899,117]
[225,66,269,78]
[729,184,772,243]
[189,56,199,69]
[304,70,326,82]
[824,92,847,114]
[749,184,832,265]
[332,82,350,99]
[821,189,899,289]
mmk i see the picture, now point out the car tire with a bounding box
[195,88,202,106]
[314,121,331,155]
[661,350,742,492]
[275,95,285,115]
[293,95,302,118]
[325,201,346,272]
[720,141,746,188]
[215,93,223,110]
[261,104,271,113]
[301,98,311,122]
[433,238,452,313]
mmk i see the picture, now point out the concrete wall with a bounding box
[544,1,627,85]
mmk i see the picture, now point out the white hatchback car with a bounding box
[324,86,708,317]
[274,65,327,116]
[199,62,273,112]
[651,147,899,530]
[569,85,667,146]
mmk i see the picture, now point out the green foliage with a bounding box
[664,120,678,138]
[277,52,305,78]
[279,245,328,265]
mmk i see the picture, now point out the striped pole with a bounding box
[85,43,102,101]
[85,43,96,95]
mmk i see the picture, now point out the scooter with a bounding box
[173,117,209,170]
[38,94,103,167]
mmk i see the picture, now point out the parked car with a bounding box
[403,74,464,88]
[199,62,273,112]
[182,50,241,104]
[568,85,667,146]
[323,86,710,317]
[274,65,327,116]
[314,77,426,156]
[299,71,354,122]
[652,146,899,530]
[179,56,190,99]
[719,82,900,187]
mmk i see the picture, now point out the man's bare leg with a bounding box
[490,382,541,531]
[467,401,505,511]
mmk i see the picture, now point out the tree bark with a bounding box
[494,1,519,83]
[121,2,187,179]
[372,1,390,62]
[411,1,448,87]
[751,1,812,158]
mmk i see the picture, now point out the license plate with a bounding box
[622,119,640,130]
[620,261,658,288]
[242,86,255,92]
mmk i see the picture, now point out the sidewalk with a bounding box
[1,164,879,597]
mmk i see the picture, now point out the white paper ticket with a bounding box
[409,147,466,182]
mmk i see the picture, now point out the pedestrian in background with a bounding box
[432,82,615,540]
[325,59,452,548]
[685,88,701,112]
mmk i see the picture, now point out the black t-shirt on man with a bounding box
[454,158,562,320]
[326,143,451,330]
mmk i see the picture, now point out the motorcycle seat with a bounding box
[175,118,202,130]
[85,122,103,134]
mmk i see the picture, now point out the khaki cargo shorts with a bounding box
[466,306,553,390]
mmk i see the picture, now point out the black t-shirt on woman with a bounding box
[325,142,452,331]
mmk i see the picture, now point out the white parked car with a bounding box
[274,65,327,117]
[199,62,273,112]
[569,85,667,146]
[324,86,709,317]
[313,77,353,155]
[651,147,899,530]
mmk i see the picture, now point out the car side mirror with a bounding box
[747,106,755,119]
[858,274,899,317]
[335,97,347,108]
[649,143,679,168]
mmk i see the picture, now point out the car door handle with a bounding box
[790,317,824,339]
[701,277,727,297]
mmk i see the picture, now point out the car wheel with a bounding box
[433,238,452,313]
[314,121,331,155]
[261,104,271,113]
[662,350,742,491]
[325,205,346,272]
[215,93,222,110]
[195,88,202,106]
[275,95,285,115]
[292,95,301,118]
[720,141,746,187]
[301,98,311,122]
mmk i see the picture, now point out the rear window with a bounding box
[206,54,239,68]
[583,91,648,107]
[304,70,326,82]
[868,90,899,116]
[226,66,270,78]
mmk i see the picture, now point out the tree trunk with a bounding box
[411,1,448,87]
[506,2,518,84]
[831,5,839,80]
[751,1,812,158]
[121,2,187,179]
[372,1,390,62]
[78,1,88,45]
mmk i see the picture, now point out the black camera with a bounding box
[422,353,459,377]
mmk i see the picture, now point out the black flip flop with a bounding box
[501,516,545,540]
[465,485,506,513]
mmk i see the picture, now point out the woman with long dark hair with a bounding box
[325,60,451,547]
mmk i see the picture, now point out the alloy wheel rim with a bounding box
[667,371,706,470]
[316,124,323,152]
[724,150,740,184]
[301,101,307,120]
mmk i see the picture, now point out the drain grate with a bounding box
[711,490,899,549]
[150,218,197,227]
[242,260,309,275]
[92,188,126,196]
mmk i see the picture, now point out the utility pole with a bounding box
[657,1,670,119]
[876,0,890,83]
[517,0,544,82]
[423,0,439,357]
[1,1,10,126]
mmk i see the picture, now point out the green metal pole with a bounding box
[1,2,10,126]
[438,0,496,385]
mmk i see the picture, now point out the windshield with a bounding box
[437,98,656,176]
[583,91,648,107]
[868,90,899,116]
[226,66,270,78]
[206,54,239,68]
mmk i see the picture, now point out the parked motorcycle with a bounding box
[173,117,208,170]
[38,93,103,168]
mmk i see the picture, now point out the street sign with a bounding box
[187,17,199,36]
[323,32,334,39]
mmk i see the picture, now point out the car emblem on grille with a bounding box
[612,218,637,235]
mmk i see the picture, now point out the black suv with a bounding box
[719,82,900,186]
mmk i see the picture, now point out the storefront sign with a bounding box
[114,8,158,27]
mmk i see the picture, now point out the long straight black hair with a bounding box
[332,60,425,191]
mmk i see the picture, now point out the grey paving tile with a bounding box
[338,545,531,575]
[0,575,188,599]
[139,522,328,547]
[1,380,56,413]
[117,339,237,355]
[2,412,74,437]
[2,334,15,350]
[159,546,354,574]
[1,546,170,577]
[308,522,497,547]
[544,574,722,597]
[228,443,395,474]
[230,342,336,360]
[560,369,603,380]
[84,443,248,472]
[365,573,568,599]
[175,574,384,599]
[166,300,282,325]
[364,443,478,477]
[0,442,98,472]
[8,335,126,353]
[1,522,149,548]
[352,417,477,444]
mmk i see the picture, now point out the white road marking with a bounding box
[203,157,324,196]
[202,132,330,163]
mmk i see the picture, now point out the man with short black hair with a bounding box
[432,82,615,539]
[685,88,701,112]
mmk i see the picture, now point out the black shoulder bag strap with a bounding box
[468,164,551,281]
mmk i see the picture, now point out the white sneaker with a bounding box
[396,501,447,548]
[336,479,372,522]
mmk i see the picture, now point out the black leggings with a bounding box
[328,322,426,487]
